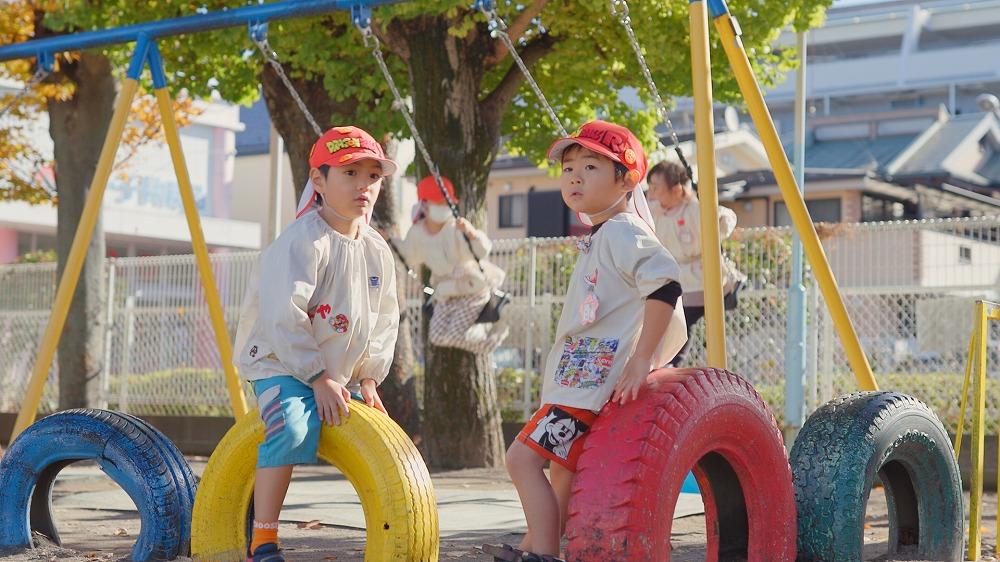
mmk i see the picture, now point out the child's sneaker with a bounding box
[247,543,285,562]
[482,543,523,561]
[519,553,566,562]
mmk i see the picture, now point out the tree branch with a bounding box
[484,0,549,68]
[480,34,557,123]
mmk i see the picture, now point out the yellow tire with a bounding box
[191,402,438,561]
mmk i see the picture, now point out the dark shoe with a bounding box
[482,543,523,561]
[519,552,566,562]
[247,543,285,562]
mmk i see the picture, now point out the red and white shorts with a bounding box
[517,404,598,472]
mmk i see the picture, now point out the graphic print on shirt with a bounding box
[256,385,286,443]
[580,269,600,325]
[526,405,590,460]
[331,314,350,333]
[553,336,619,389]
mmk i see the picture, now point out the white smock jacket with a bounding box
[397,218,503,298]
[652,198,738,306]
[234,209,400,389]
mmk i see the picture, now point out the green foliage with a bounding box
[38,0,830,179]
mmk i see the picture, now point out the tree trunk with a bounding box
[48,52,115,410]
[260,71,421,439]
[392,16,507,468]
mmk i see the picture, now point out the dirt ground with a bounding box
[0,463,995,562]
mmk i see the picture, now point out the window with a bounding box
[499,194,526,228]
[773,198,842,227]
[959,246,972,265]
[861,194,917,223]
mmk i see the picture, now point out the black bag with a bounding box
[723,279,743,311]
[475,289,511,324]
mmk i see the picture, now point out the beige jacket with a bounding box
[397,218,504,298]
[234,210,399,388]
[539,213,687,411]
[652,198,740,305]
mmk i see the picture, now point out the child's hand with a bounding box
[611,354,653,405]
[455,218,474,235]
[360,379,387,413]
[312,374,352,425]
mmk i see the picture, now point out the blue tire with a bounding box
[0,409,195,561]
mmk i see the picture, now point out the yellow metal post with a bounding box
[953,330,977,455]
[713,13,878,391]
[968,301,988,559]
[688,1,727,369]
[154,88,248,420]
[10,79,141,442]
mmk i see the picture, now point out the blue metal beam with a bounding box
[703,0,731,19]
[0,0,406,63]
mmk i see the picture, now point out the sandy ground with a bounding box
[0,460,994,562]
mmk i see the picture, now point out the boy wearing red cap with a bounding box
[492,121,687,562]
[394,175,507,354]
[233,126,400,562]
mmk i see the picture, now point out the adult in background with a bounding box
[648,161,745,367]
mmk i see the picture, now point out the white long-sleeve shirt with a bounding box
[539,213,687,411]
[234,210,399,388]
[652,198,738,298]
[397,218,502,298]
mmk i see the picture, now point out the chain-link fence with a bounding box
[1,216,998,430]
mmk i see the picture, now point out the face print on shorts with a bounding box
[527,405,590,460]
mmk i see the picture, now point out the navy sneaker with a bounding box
[247,543,285,562]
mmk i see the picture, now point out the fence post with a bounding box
[119,294,137,414]
[807,274,820,413]
[99,260,117,410]
[820,297,834,404]
[523,238,538,421]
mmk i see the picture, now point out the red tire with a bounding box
[565,368,795,561]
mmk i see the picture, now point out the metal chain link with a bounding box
[356,23,489,276]
[478,5,568,137]
[609,0,696,184]
[0,66,51,120]
[250,31,324,137]
[357,25,460,215]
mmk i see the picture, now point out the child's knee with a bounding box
[506,441,543,477]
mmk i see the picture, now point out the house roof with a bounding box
[893,112,988,176]
[789,134,918,171]
[235,99,272,157]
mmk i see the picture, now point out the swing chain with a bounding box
[0,63,51,120]
[609,0,696,185]
[477,5,568,137]
[356,23,461,217]
[248,22,324,137]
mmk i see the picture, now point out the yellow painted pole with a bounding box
[689,1,727,369]
[10,79,141,442]
[968,301,986,560]
[713,13,877,391]
[953,330,977,455]
[155,88,248,420]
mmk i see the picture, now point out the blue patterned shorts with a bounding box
[252,376,322,468]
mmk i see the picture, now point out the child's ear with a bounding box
[309,167,325,187]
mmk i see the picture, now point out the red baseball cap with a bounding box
[416,175,458,204]
[308,126,398,176]
[547,120,647,186]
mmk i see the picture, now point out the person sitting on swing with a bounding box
[647,160,746,367]
[393,176,508,355]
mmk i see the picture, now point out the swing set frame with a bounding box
[0,0,879,444]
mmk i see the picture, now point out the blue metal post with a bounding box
[783,31,809,445]
[0,0,406,63]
